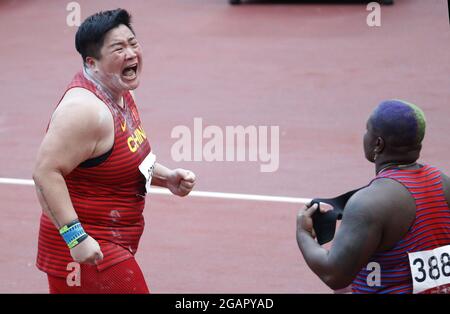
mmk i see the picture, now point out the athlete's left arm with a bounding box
[152,163,196,197]
[296,185,384,290]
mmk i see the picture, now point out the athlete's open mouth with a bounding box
[122,63,138,79]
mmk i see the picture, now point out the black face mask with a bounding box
[311,187,365,245]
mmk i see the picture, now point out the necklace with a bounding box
[377,162,419,175]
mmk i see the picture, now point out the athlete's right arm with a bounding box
[441,172,450,207]
[297,179,414,290]
[33,90,109,264]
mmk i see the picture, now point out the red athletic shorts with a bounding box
[47,257,150,294]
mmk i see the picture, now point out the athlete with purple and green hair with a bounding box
[366,99,426,162]
[297,100,450,294]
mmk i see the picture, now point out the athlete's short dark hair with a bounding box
[75,8,134,63]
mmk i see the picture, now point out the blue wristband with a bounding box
[59,219,88,249]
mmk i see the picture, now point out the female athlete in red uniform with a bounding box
[33,9,196,293]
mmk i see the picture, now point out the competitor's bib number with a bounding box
[408,244,450,293]
[138,152,156,194]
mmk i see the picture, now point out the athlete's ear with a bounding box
[85,57,98,72]
[374,136,385,154]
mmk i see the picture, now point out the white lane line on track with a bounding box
[0,177,311,204]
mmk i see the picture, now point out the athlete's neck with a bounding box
[376,160,420,175]
[83,67,125,108]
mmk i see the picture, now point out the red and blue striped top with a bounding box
[352,165,450,294]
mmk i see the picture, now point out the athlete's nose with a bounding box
[124,46,137,59]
